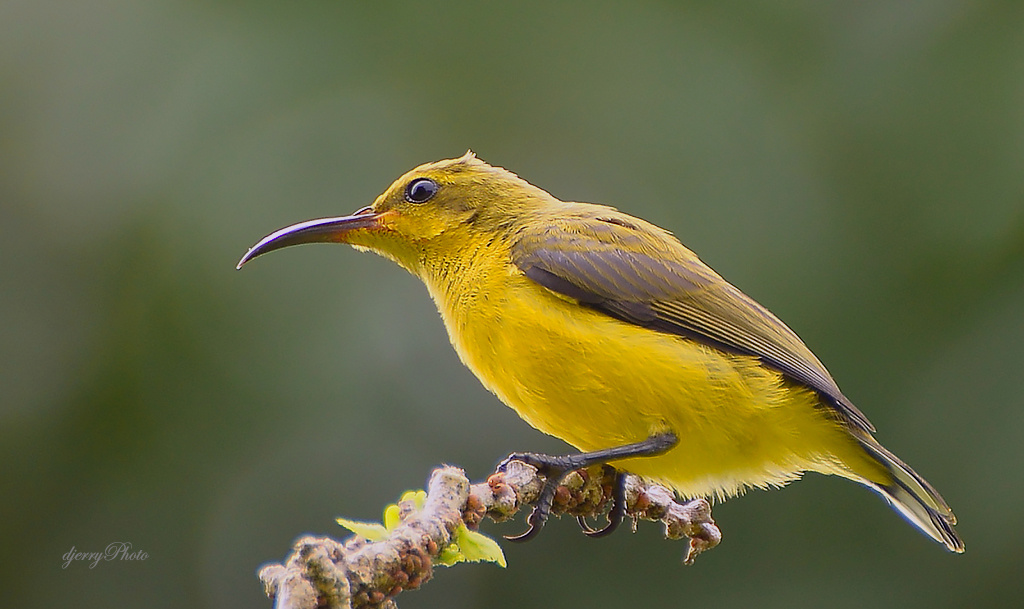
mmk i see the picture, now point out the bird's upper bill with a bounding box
[236,206,384,269]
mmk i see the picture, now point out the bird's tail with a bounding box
[854,434,964,553]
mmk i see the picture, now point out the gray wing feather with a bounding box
[512,212,875,433]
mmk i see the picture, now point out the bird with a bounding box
[238,151,963,553]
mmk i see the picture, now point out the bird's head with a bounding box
[237,151,554,274]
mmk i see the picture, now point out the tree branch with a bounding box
[259,460,721,609]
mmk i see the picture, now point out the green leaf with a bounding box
[383,503,401,530]
[336,517,390,542]
[448,524,507,568]
[436,543,465,567]
[400,490,428,510]
[335,491,505,569]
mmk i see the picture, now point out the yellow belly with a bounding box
[431,269,879,500]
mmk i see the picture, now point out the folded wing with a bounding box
[511,208,874,433]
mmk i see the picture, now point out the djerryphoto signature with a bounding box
[62,542,149,569]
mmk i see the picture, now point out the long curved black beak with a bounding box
[236,206,381,269]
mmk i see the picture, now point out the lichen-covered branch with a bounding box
[259,461,720,609]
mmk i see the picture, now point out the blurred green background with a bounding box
[3,1,1023,607]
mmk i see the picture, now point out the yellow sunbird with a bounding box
[238,152,962,553]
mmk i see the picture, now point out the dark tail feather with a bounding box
[855,435,964,553]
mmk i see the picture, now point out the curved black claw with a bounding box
[578,471,627,538]
[576,514,598,534]
[504,477,559,542]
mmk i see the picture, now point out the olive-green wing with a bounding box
[511,209,875,433]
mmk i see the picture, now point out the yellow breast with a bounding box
[421,246,876,500]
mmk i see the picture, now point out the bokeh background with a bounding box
[3,1,1023,607]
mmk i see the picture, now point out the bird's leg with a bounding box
[499,432,678,542]
[577,469,627,538]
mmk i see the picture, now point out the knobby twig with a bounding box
[259,461,721,609]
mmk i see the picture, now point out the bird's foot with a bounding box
[498,452,574,542]
[497,432,679,542]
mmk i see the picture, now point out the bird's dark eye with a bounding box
[404,178,438,204]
